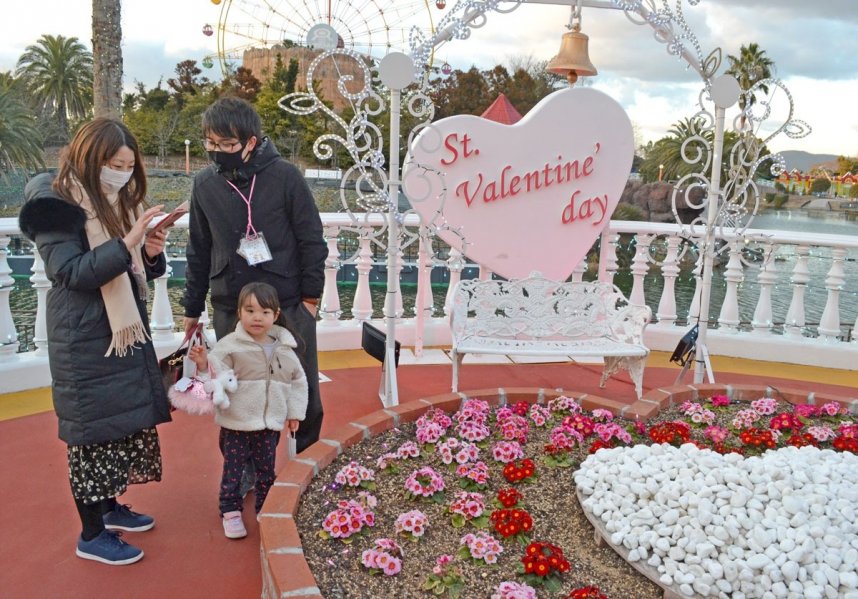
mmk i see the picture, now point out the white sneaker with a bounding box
[222,511,247,539]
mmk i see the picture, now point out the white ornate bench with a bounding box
[450,272,652,399]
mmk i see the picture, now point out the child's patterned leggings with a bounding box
[219,428,280,514]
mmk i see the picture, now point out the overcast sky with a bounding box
[1,0,855,157]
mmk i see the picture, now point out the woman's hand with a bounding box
[122,205,164,250]
[144,228,167,260]
[183,317,200,334]
[302,299,318,317]
[188,345,208,372]
[287,419,300,433]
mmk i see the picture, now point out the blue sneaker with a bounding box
[103,504,155,532]
[76,530,144,565]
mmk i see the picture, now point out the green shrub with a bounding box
[773,194,788,208]
[611,203,645,221]
[810,178,831,194]
[774,182,786,193]
[849,185,858,199]
[764,192,775,203]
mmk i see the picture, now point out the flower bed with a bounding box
[261,386,856,598]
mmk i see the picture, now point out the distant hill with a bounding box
[777,150,839,172]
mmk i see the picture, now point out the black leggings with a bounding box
[75,497,117,541]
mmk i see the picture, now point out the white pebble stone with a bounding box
[748,554,772,570]
[782,560,800,581]
[575,446,858,599]
[840,571,858,589]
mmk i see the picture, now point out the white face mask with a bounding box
[100,165,134,192]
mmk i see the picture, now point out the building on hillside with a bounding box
[242,45,368,113]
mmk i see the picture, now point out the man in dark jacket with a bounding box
[182,97,327,454]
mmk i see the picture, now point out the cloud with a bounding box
[122,40,215,92]
[1,0,854,157]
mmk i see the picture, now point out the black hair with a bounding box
[201,96,263,143]
[237,282,305,355]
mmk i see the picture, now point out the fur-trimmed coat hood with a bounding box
[19,173,87,241]
[206,323,308,432]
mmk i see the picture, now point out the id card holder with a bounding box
[237,232,273,266]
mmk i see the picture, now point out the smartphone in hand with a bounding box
[148,202,188,235]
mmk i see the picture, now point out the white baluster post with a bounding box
[751,242,777,336]
[352,233,374,322]
[687,250,704,324]
[629,234,652,307]
[818,247,846,342]
[149,259,174,340]
[320,226,342,327]
[0,235,19,356]
[656,235,681,326]
[444,247,464,317]
[384,247,404,320]
[30,251,50,355]
[413,229,434,356]
[717,240,744,333]
[784,244,809,338]
[571,257,587,282]
[598,229,619,284]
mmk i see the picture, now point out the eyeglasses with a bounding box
[201,138,243,152]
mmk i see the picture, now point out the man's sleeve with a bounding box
[287,167,327,300]
[181,181,214,317]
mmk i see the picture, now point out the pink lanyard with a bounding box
[225,175,258,238]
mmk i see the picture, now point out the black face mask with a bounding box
[208,144,246,172]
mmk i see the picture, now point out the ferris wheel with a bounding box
[202,0,437,75]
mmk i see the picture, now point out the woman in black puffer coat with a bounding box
[18,119,172,566]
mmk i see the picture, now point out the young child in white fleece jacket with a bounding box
[190,282,307,539]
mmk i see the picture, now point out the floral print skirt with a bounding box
[68,428,162,505]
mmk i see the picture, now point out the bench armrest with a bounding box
[611,304,652,346]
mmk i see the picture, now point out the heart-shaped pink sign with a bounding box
[403,88,634,281]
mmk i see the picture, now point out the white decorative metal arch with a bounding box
[279,0,810,405]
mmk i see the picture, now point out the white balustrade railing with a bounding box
[1,214,856,393]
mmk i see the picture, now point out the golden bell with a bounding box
[547,28,597,85]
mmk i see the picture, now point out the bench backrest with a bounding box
[450,273,651,345]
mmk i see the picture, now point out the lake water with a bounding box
[8,210,858,350]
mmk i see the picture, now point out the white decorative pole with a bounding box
[378,52,416,408]
[693,74,741,384]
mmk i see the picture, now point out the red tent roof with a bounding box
[480,93,523,125]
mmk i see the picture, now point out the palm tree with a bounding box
[0,86,45,174]
[641,117,743,184]
[92,0,123,118]
[15,34,93,141]
[725,43,775,128]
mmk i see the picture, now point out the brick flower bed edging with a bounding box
[258,384,858,598]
